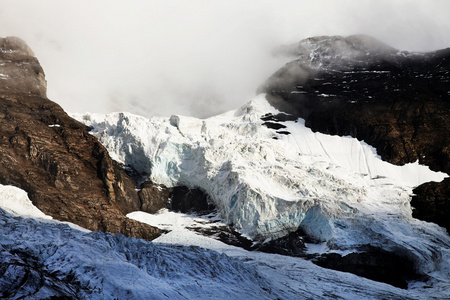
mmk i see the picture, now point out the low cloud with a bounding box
[1,0,449,118]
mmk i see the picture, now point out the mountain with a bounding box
[0,36,163,240]
[258,34,450,231]
[0,35,449,299]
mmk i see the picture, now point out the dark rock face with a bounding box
[137,181,215,215]
[259,35,450,232]
[138,180,171,214]
[189,224,255,250]
[0,37,162,240]
[313,246,418,289]
[411,177,450,230]
[253,229,308,257]
[169,186,215,214]
[190,224,309,257]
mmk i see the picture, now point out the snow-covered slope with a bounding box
[0,187,274,299]
[1,184,449,299]
[73,93,449,292]
[0,185,52,220]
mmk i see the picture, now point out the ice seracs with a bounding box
[74,94,449,291]
[73,93,447,247]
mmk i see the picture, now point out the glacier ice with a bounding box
[73,93,449,290]
[73,94,447,239]
[2,185,447,299]
[0,185,277,299]
[0,208,277,299]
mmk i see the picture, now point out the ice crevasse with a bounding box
[73,94,448,253]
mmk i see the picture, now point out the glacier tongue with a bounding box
[73,94,449,285]
[73,94,446,241]
[2,186,447,299]
[0,207,276,299]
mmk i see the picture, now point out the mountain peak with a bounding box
[294,34,399,69]
[0,36,165,240]
[0,36,47,97]
[299,34,397,52]
[260,35,450,232]
[0,36,35,56]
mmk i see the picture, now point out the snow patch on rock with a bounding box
[0,184,51,220]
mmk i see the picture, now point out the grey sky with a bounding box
[1,0,449,118]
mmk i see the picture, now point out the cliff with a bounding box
[0,37,163,240]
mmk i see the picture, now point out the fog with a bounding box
[1,0,449,118]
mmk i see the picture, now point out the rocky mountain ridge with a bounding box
[0,36,165,240]
[259,34,450,231]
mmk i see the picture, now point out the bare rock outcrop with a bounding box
[0,36,162,240]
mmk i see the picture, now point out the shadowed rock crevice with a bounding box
[189,222,313,258]
[138,180,171,214]
[312,246,420,289]
[133,177,215,215]
[169,186,215,214]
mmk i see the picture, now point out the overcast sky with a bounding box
[1,0,449,118]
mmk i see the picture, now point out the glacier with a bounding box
[1,183,449,299]
[74,94,446,235]
[0,189,273,299]
[72,93,450,294]
[1,91,449,298]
